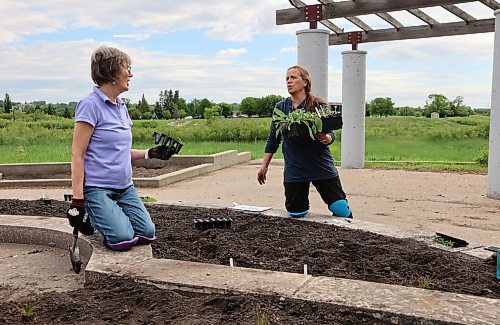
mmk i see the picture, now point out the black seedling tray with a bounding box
[485,246,500,252]
[153,132,183,154]
[435,232,469,248]
[194,218,232,230]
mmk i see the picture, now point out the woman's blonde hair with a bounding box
[91,46,131,86]
[287,65,326,112]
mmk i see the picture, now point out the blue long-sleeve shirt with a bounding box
[264,97,339,182]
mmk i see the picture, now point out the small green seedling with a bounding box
[256,311,270,325]
[18,299,36,320]
[418,275,435,289]
[140,196,157,203]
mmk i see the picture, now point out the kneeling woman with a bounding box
[68,46,173,251]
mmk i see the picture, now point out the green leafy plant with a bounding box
[474,146,488,165]
[432,235,454,247]
[273,108,321,139]
[16,145,26,162]
[272,104,339,139]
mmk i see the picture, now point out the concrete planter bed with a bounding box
[0,150,251,188]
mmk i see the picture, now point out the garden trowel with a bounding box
[68,226,82,274]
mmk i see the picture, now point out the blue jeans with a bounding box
[84,185,155,244]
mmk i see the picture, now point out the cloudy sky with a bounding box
[0,1,497,108]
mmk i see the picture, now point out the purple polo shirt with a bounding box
[75,86,133,189]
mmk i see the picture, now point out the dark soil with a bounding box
[2,164,199,180]
[0,199,498,324]
[0,276,453,325]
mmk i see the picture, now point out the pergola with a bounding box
[276,0,500,199]
[278,0,500,46]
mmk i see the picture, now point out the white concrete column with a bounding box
[296,29,329,100]
[487,10,500,199]
[341,50,367,169]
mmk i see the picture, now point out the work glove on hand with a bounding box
[66,198,94,235]
[147,145,174,160]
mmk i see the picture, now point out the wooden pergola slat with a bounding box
[376,13,404,30]
[277,0,481,25]
[277,0,499,44]
[407,8,440,26]
[442,4,477,22]
[479,0,500,10]
[329,18,495,45]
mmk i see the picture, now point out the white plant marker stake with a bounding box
[304,264,308,275]
[229,258,234,267]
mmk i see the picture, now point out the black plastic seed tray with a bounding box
[193,218,232,230]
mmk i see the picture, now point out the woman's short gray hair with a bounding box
[90,46,131,86]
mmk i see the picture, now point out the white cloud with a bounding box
[0,0,295,44]
[280,47,296,53]
[112,33,151,41]
[215,48,247,58]
[0,40,287,104]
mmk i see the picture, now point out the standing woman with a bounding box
[67,46,173,251]
[257,65,352,219]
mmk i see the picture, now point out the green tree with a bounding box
[240,97,258,116]
[62,107,71,118]
[257,95,284,117]
[46,103,57,115]
[204,105,221,119]
[137,94,150,116]
[423,94,452,118]
[450,96,473,117]
[396,106,417,117]
[128,108,141,120]
[367,97,395,116]
[154,101,163,119]
[218,102,234,118]
[4,93,12,114]
[186,99,199,117]
[198,98,213,118]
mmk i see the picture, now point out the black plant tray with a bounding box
[288,116,343,137]
[435,232,469,248]
[485,246,500,252]
[194,218,233,230]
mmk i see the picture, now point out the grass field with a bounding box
[0,114,490,173]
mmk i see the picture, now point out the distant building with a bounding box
[431,112,439,118]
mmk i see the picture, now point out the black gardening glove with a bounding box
[147,145,174,160]
[66,198,95,235]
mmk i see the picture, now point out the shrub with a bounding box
[475,146,489,165]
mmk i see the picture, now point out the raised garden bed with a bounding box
[0,275,453,324]
[0,199,498,300]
